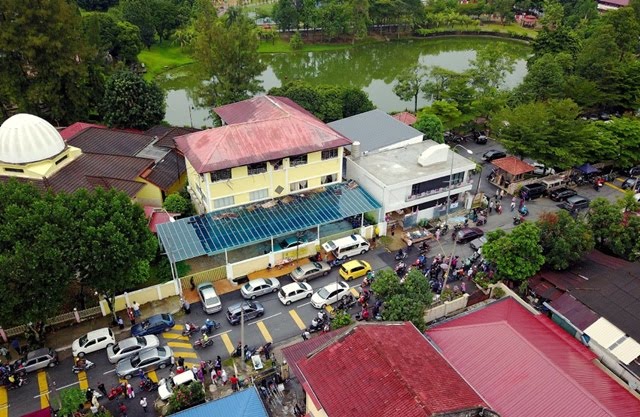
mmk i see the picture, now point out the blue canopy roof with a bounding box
[576,163,600,174]
[168,387,268,417]
[157,182,381,262]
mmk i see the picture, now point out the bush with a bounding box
[290,32,303,50]
[168,381,205,414]
[58,388,87,417]
[163,193,190,214]
[331,310,352,329]
[492,286,505,299]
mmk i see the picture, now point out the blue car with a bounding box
[131,313,175,336]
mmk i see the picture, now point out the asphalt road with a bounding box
[4,138,626,417]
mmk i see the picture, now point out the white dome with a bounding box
[0,114,65,164]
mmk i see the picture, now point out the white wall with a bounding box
[378,135,424,152]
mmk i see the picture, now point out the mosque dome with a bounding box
[0,114,65,164]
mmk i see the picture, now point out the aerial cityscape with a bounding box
[1,0,640,416]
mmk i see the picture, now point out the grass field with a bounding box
[138,41,194,80]
[422,22,537,39]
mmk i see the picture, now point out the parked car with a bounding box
[474,135,488,144]
[115,346,173,379]
[561,195,591,211]
[532,163,556,176]
[72,328,115,357]
[131,314,175,337]
[21,348,58,373]
[278,282,313,305]
[278,237,306,250]
[106,336,160,364]
[549,187,577,202]
[226,301,264,325]
[158,370,198,401]
[521,183,547,200]
[482,150,507,162]
[290,261,331,282]
[455,227,484,244]
[628,166,640,176]
[621,177,640,191]
[339,260,372,281]
[469,236,487,251]
[240,278,280,299]
[311,281,351,309]
[197,282,222,314]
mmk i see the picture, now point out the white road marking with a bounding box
[103,369,116,375]
[297,302,311,308]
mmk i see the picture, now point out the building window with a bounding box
[290,180,308,192]
[321,173,338,184]
[210,169,232,182]
[410,172,465,196]
[248,162,267,175]
[249,188,269,201]
[271,159,283,170]
[214,196,235,209]
[4,167,24,173]
[55,155,68,165]
[322,149,338,160]
[290,154,308,167]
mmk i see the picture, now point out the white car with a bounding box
[278,282,313,305]
[240,278,281,300]
[106,335,160,364]
[311,281,351,309]
[532,162,556,176]
[197,282,222,314]
[72,328,115,357]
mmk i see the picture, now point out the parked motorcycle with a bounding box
[193,337,214,349]
[139,376,158,392]
[308,317,327,334]
[335,294,357,311]
[7,374,27,390]
[519,206,529,217]
[419,241,431,254]
[395,249,408,261]
[72,360,95,374]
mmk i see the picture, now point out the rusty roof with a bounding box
[175,96,351,173]
[549,292,599,331]
[491,156,534,175]
[59,122,106,141]
[142,149,185,191]
[146,126,201,149]
[392,111,417,126]
[68,127,155,157]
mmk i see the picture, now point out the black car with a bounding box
[482,150,507,162]
[455,227,485,244]
[549,187,578,202]
[520,183,547,200]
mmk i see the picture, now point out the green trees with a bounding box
[268,81,374,122]
[482,222,545,282]
[82,13,143,64]
[0,181,157,327]
[536,211,594,270]
[193,3,265,107]
[273,0,299,31]
[77,0,119,11]
[588,197,640,261]
[163,193,190,215]
[393,64,427,113]
[0,0,98,124]
[101,70,166,129]
[413,112,444,143]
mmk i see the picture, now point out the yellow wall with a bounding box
[0,146,82,179]
[305,392,329,417]
[134,178,164,207]
[165,172,187,195]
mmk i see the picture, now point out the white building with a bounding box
[345,140,476,227]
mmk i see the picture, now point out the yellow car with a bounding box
[339,260,372,281]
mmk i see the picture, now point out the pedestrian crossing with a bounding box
[0,386,7,417]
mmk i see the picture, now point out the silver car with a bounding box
[115,346,173,379]
[21,348,58,373]
[240,278,280,299]
[197,282,222,314]
[106,336,160,364]
[290,262,331,282]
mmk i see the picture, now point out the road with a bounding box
[3,139,627,417]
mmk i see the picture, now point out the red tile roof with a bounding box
[176,96,351,173]
[427,298,640,417]
[59,122,106,141]
[293,323,488,417]
[491,156,534,175]
[392,112,417,126]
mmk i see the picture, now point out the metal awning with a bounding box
[157,183,381,262]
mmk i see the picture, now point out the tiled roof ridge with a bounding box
[200,128,232,173]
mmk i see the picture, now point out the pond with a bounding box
[157,37,530,128]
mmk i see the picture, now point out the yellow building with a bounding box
[0,114,187,208]
[175,96,350,213]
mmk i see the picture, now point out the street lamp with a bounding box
[445,144,473,224]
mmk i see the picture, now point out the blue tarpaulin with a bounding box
[168,387,269,417]
[576,163,599,174]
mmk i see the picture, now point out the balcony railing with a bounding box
[405,179,474,202]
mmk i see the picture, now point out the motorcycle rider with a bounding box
[200,332,210,346]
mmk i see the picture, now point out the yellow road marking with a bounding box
[37,371,49,409]
[0,385,8,417]
[167,342,193,349]
[289,310,306,330]
[162,333,188,342]
[183,362,199,370]
[78,370,89,391]
[325,305,334,314]
[220,333,234,354]
[350,287,359,297]
[173,324,184,330]
[605,182,625,192]
[256,321,273,343]
[147,370,158,383]
[175,351,198,358]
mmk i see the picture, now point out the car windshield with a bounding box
[161,314,170,321]
[112,343,122,354]
[137,337,147,346]
[131,356,141,367]
[79,335,88,346]
[317,288,330,299]
[243,283,252,291]
[293,266,303,274]
[206,296,220,306]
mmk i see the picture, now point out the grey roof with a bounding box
[349,140,476,186]
[328,109,424,153]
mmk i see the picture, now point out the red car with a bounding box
[455,227,484,244]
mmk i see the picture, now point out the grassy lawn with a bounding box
[258,36,381,53]
[138,41,194,80]
[424,23,537,39]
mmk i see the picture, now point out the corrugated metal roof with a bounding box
[68,127,155,157]
[549,292,599,330]
[145,126,201,149]
[168,387,268,417]
[491,156,535,175]
[142,150,185,191]
[176,96,351,173]
[59,122,106,141]
[295,323,489,417]
[585,318,640,365]
[328,109,424,153]
[427,298,640,417]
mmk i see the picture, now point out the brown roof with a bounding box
[176,96,351,174]
[68,127,155,157]
[46,153,153,197]
[491,156,534,175]
[392,112,417,126]
[146,126,201,149]
[142,149,185,191]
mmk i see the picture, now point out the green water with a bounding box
[158,37,530,128]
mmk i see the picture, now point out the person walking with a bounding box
[488,200,494,214]
[126,383,134,399]
[139,397,147,413]
[126,308,135,326]
[510,200,516,212]
[496,202,503,215]
[214,356,222,373]
[500,189,505,200]
[132,301,141,318]
[495,188,500,200]
[435,228,441,241]
[118,403,128,417]
[177,356,184,368]
[301,330,310,341]
[117,316,124,330]
[230,375,239,391]
[169,355,175,371]
[97,382,107,397]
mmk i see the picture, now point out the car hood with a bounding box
[71,339,81,354]
[158,381,172,400]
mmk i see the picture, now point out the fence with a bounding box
[3,306,104,338]
[180,266,228,292]
[100,281,180,315]
[424,294,469,323]
[319,228,360,245]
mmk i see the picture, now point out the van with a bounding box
[322,234,370,260]
[520,183,547,200]
[562,195,591,211]
[158,370,197,401]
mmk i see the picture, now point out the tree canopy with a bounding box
[536,211,594,270]
[482,222,545,281]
